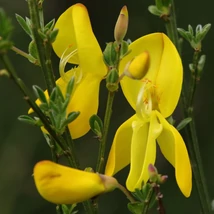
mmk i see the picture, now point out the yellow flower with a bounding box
[105,33,192,197]
[34,161,118,204]
[32,3,106,139]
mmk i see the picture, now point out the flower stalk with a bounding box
[117,183,136,203]
[27,0,55,94]
[162,0,211,213]
[96,91,115,173]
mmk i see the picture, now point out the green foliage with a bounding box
[148,0,171,18]
[19,77,78,135]
[61,204,78,214]
[15,11,58,65]
[128,184,156,214]
[177,24,211,51]
[0,8,13,52]
[15,14,32,37]
[128,202,144,214]
[18,115,43,127]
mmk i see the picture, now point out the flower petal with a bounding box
[155,35,183,117]
[34,161,105,204]
[126,111,162,191]
[156,111,192,197]
[119,33,165,110]
[120,33,182,117]
[67,74,101,139]
[105,115,137,176]
[53,3,106,77]
[52,5,79,64]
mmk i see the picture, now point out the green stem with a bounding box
[163,1,211,213]
[11,46,40,65]
[164,1,181,54]
[142,186,154,214]
[27,0,55,94]
[96,91,115,173]
[188,51,200,107]
[62,127,79,169]
[0,54,64,156]
[117,183,136,203]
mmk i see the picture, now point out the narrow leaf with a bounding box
[176,117,192,131]
[15,14,31,36]
[49,28,59,43]
[32,85,47,103]
[18,115,42,126]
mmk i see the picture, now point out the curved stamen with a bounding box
[136,80,153,120]
[59,46,78,82]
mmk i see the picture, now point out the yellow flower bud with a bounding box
[34,161,107,204]
[126,51,150,80]
[114,6,129,42]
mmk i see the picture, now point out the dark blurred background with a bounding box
[0,0,214,213]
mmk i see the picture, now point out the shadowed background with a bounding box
[0,0,214,213]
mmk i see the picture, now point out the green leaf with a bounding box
[177,28,191,42]
[128,202,144,214]
[25,17,32,32]
[28,40,39,60]
[197,54,206,79]
[44,19,55,31]
[49,100,60,114]
[39,103,49,112]
[15,14,31,36]
[0,9,13,40]
[188,24,194,36]
[176,117,192,131]
[148,5,163,17]
[18,115,42,126]
[50,87,57,102]
[61,111,80,129]
[62,204,69,214]
[195,24,202,34]
[65,77,75,100]
[166,115,175,125]
[49,28,59,43]
[199,23,211,41]
[38,29,47,40]
[142,183,153,200]
[32,85,47,103]
[55,86,65,103]
[89,114,104,138]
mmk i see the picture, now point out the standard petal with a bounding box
[71,4,106,77]
[119,33,165,110]
[52,5,79,64]
[156,111,192,197]
[156,34,183,117]
[53,4,107,78]
[126,111,162,191]
[105,115,137,176]
[34,161,106,204]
